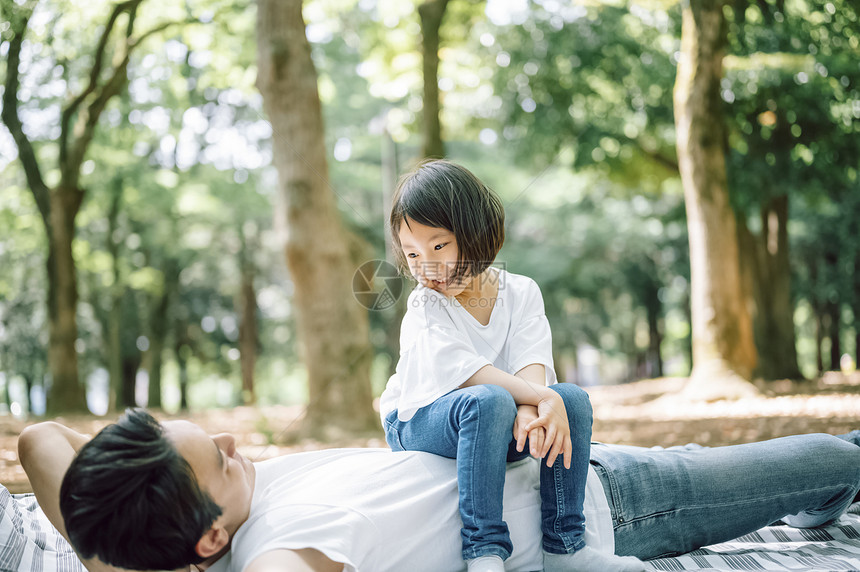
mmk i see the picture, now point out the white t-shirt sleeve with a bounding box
[506,277,557,385]
[393,288,491,421]
[231,503,379,572]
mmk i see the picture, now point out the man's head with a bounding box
[59,409,255,570]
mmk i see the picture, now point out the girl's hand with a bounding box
[513,405,546,459]
[524,391,572,469]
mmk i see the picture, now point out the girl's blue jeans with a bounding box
[589,430,860,559]
[383,382,592,561]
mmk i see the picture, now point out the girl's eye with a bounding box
[406,253,418,259]
[434,243,446,251]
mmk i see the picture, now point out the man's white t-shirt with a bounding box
[380,269,558,422]
[219,448,613,572]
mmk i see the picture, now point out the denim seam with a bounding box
[383,412,405,451]
[463,545,509,560]
[554,458,567,548]
[460,398,514,562]
[461,400,489,560]
[592,460,624,524]
[615,483,856,528]
[544,385,589,555]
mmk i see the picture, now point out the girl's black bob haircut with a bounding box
[389,159,505,284]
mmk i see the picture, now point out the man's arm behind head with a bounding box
[18,412,214,572]
[18,421,135,572]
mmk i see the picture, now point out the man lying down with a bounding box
[18,408,860,572]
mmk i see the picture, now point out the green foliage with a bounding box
[2,0,858,416]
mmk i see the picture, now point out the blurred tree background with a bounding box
[1,0,858,436]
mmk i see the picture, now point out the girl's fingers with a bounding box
[541,426,557,458]
[546,436,565,468]
[516,426,527,453]
[524,417,545,432]
[563,437,573,469]
[530,427,542,458]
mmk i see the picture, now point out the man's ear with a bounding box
[195,526,230,559]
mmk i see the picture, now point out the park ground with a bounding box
[2,373,860,494]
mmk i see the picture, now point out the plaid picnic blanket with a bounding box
[0,490,82,572]
[2,484,859,572]
[646,505,860,571]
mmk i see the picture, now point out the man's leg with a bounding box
[835,431,860,502]
[590,434,860,560]
[384,385,517,562]
[836,430,860,447]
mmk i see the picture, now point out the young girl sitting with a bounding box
[380,160,646,572]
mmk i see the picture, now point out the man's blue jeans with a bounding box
[383,383,592,561]
[590,431,860,559]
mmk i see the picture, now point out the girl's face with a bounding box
[398,217,467,296]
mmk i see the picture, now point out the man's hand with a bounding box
[524,392,572,469]
[513,405,546,459]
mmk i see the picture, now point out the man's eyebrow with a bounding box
[213,439,223,469]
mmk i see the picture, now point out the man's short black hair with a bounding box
[59,409,222,570]
[389,159,505,283]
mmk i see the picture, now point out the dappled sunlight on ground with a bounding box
[589,373,860,448]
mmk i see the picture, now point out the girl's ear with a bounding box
[195,525,229,559]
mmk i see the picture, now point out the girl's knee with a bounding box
[550,383,593,421]
[460,384,517,420]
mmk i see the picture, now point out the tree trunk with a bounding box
[3,0,147,414]
[737,195,802,380]
[682,287,693,375]
[824,250,842,371]
[238,229,258,405]
[814,310,825,374]
[147,322,165,409]
[178,354,189,411]
[646,302,664,378]
[106,181,123,410]
[827,300,841,370]
[22,374,33,415]
[637,257,664,378]
[175,321,190,412]
[108,297,122,409]
[3,375,10,413]
[810,258,826,374]
[418,0,449,159]
[256,0,378,438]
[854,253,860,368]
[120,352,140,407]
[673,0,758,399]
[46,188,87,413]
[147,258,177,410]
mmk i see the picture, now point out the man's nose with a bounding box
[213,433,236,455]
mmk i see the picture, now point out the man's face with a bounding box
[163,420,256,536]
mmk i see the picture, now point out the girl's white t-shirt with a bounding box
[220,448,614,572]
[380,269,558,422]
